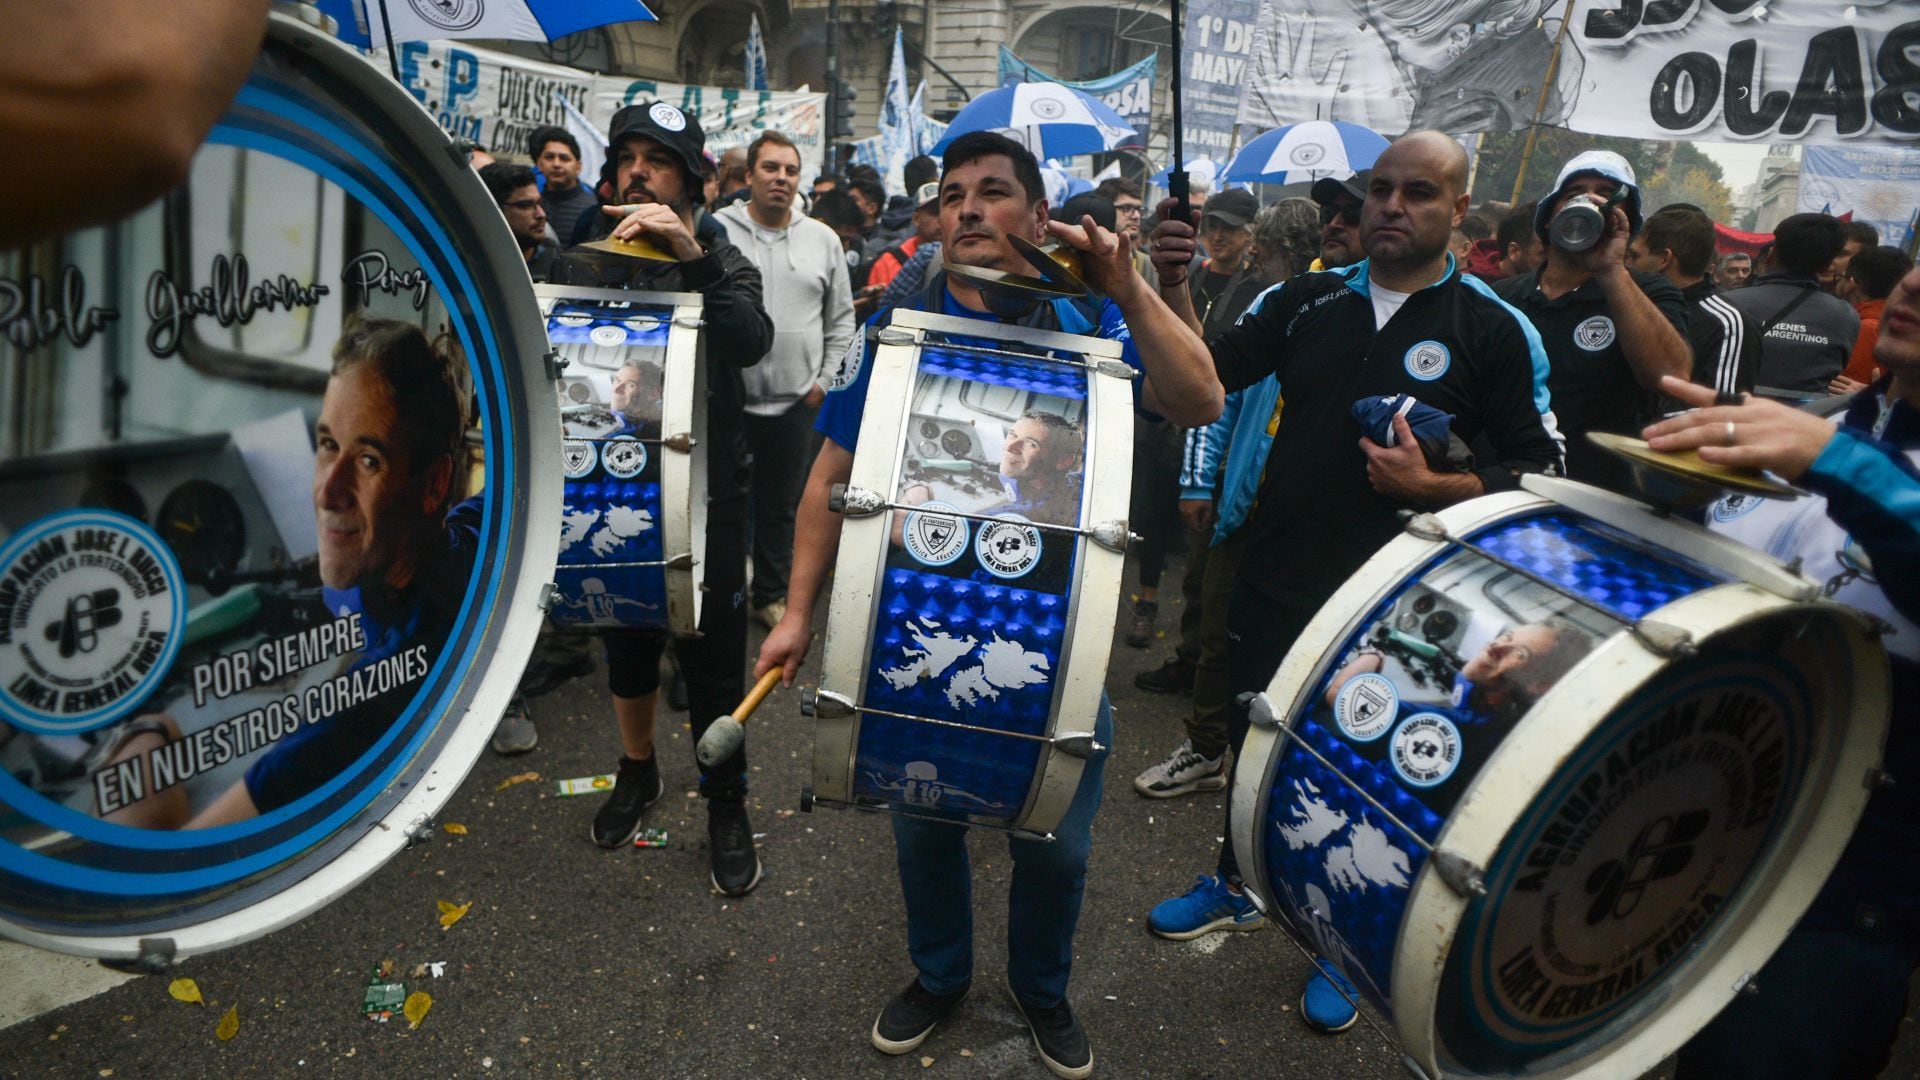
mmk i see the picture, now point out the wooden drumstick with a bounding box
[695,668,784,767]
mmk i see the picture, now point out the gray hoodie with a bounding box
[714,202,857,416]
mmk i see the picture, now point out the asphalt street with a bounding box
[3,557,1916,1079]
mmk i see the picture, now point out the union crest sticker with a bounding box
[903,502,969,567]
[1574,316,1616,352]
[1404,340,1450,381]
[0,511,187,735]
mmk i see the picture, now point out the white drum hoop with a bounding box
[807,308,1133,837]
[534,284,707,636]
[1231,476,1889,1078]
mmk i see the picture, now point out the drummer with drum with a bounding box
[548,101,776,898]
[1141,132,1566,1032]
[756,131,1220,1079]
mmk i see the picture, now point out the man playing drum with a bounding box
[1142,131,1565,1034]
[756,131,1221,1079]
[549,102,775,898]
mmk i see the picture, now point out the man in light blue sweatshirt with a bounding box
[714,130,857,630]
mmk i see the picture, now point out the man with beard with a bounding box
[1142,131,1563,1037]
[757,131,1220,1079]
[550,101,775,898]
[479,162,557,280]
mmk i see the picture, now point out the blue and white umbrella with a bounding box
[319,0,656,49]
[932,82,1139,160]
[1221,121,1390,185]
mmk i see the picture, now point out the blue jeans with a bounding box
[891,692,1113,1008]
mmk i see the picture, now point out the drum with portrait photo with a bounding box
[1229,474,1889,1079]
[803,308,1134,838]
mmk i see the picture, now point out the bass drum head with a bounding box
[0,14,556,956]
[1429,604,1884,1075]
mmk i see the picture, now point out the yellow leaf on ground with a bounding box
[495,771,540,790]
[215,1005,239,1041]
[442,823,468,836]
[437,900,473,929]
[403,991,432,1030]
[168,979,203,1005]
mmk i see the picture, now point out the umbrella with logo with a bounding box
[1221,121,1390,185]
[318,0,656,67]
[931,82,1141,160]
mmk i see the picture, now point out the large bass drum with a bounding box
[1229,475,1888,1078]
[0,12,556,959]
[536,284,706,635]
[803,309,1133,838]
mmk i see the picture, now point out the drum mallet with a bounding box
[696,668,784,767]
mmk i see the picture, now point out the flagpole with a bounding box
[376,0,403,83]
[1509,0,1578,206]
[1168,0,1188,226]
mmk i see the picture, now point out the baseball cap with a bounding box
[1058,192,1117,232]
[1533,150,1643,241]
[607,100,713,181]
[1310,171,1369,207]
[915,181,941,209]
[1202,188,1259,228]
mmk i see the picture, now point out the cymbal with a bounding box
[1588,431,1801,508]
[943,236,1093,298]
[1011,235,1093,295]
[577,234,677,261]
[943,259,1085,297]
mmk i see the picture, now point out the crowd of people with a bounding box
[464,108,1918,1080]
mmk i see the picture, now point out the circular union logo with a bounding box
[0,511,187,735]
[1710,493,1762,523]
[554,314,594,327]
[1290,142,1327,166]
[589,324,628,348]
[648,101,688,132]
[600,436,649,479]
[975,516,1043,579]
[1029,95,1068,121]
[903,502,969,567]
[562,438,598,479]
[1574,315,1617,352]
[1334,672,1398,742]
[1405,340,1451,381]
[404,0,486,32]
[1390,712,1462,788]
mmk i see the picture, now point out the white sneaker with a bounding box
[753,598,787,631]
[1132,739,1229,798]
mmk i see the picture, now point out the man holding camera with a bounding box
[1495,152,1692,493]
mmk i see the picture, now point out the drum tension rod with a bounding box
[812,791,1055,842]
[1399,512,1696,660]
[875,328,1138,380]
[576,432,698,452]
[829,484,1134,552]
[555,554,696,571]
[802,688,1103,758]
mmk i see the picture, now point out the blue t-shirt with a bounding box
[815,282,1144,454]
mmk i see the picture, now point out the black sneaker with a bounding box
[590,755,662,848]
[870,978,969,1055]
[707,797,763,896]
[1132,656,1195,693]
[667,669,689,712]
[516,652,595,698]
[1006,980,1092,1079]
[1124,600,1157,648]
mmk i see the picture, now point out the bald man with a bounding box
[1141,131,1565,1031]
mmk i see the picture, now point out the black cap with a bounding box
[607,100,712,180]
[1311,170,1369,207]
[1202,188,1259,228]
[1059,192,1117,232]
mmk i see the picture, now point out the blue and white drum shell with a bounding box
[535,286,706,636]
[1230,476,1888,1078]
[808,309,1132,837]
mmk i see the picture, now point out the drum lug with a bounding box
[827,484,886,517]
[876,328,917,346]
[666,553,696,571]
[1243,692,1281,730]
[542,350,569,381]
[1092,359,1139,380]
[805,688,856,720]
[536,582,560,611]
[1432,850,1488,898]
[799,787,816,813]
[1866,767,1895,790]
[98,937,178,976]
[661,432,697,454]
[1630,619,1695,658]
[672,315,706,330]
[1400,511,1449,542]
[402,814,435,848]
[1734,970,1761,996]
[1052,732,1103,759]
[1088,520,1133,553]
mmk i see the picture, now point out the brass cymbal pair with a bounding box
[944,235,1094,298]
[578,233,678,261]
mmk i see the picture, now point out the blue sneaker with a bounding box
[1148,874,1265,940]
[1301,958,1359,1033]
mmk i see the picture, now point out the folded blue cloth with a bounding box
[1351,393,1475,471]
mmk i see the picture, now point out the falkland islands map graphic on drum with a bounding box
[806,311,1133,837]
[0,13,556,958]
